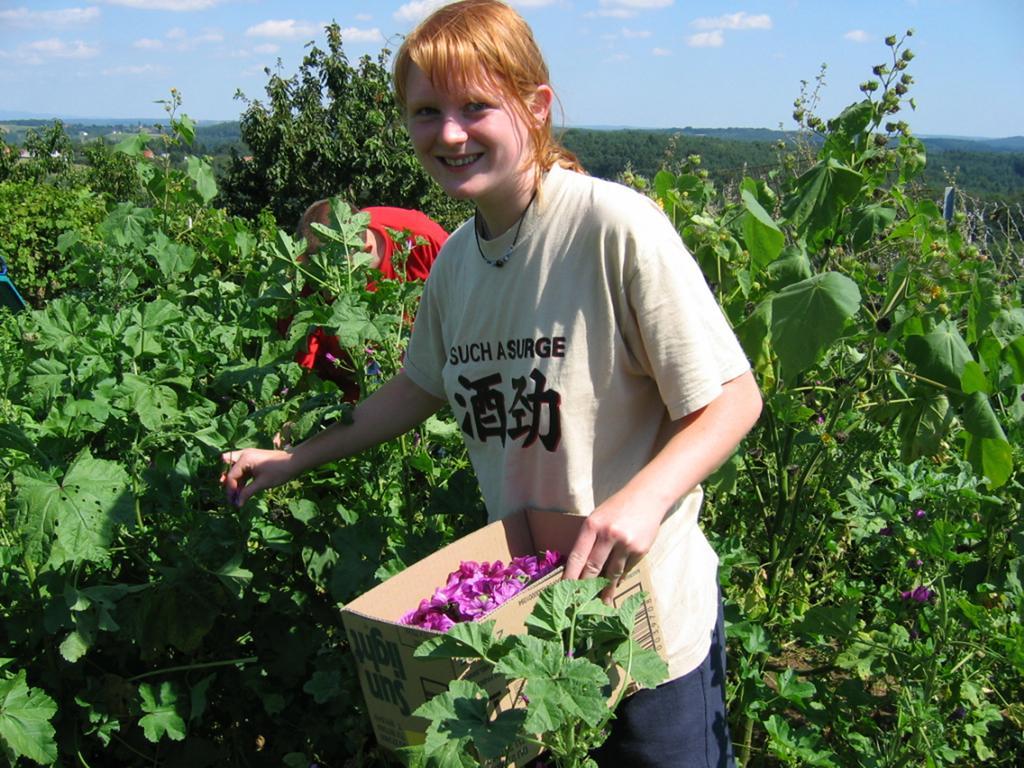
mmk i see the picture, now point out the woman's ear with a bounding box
[530,85,554,125]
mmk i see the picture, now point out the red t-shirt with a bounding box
[289,207,448,398]
[363,207,448,283]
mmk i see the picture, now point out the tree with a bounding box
[220,23,468,231]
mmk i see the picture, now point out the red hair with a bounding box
[393,0,582,185]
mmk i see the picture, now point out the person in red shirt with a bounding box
[286,198,448,399]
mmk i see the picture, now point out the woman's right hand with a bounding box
[220,448,297,507]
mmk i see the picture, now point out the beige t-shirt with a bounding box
[403,165,750,679]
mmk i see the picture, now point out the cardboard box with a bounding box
[341,508,666,764]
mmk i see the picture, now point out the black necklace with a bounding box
[474,190,537,268]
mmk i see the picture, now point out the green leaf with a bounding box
[177,114,196,145]
[494,635,609,732]
[415,620,497,661]
[905,323,973,391]
[797,601,860,640]
[846,204,896,250]
[189,675,215,723]
[960,360,990,395]
[0,423,37,460]
[776,669,816,706]
[186,156,218,203]
[741,189,784,270]
[147,231,197,278]
[213,553,253,599]
[1002,336,1024,384]
[120,373,181,430]
[524,578,607,641]
[138,681,186,742]
[14,449,133,569]
[961,393,1012,487]
[781,158,863,245]
[0,671,58,765]
[770,272,861,382]
[764,245,812,291]
[897,389,953,463]
[326,295,383,348]
[114,133,150,156]
[611,640,668,690]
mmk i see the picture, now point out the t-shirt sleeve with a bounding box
[618,202,751,420]
[402,268,448,399]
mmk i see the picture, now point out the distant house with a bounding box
[19,149,32,159]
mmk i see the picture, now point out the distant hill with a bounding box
[3,118,1020,201]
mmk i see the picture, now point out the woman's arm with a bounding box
[562,370,762,592]
[221,370,446,506]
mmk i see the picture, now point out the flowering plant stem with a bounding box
[405,577,667,768]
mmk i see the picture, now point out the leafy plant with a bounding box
[407,578,667,768]
[220,23,470,232]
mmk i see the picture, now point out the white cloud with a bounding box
[245,19,321,39]
[600,0,673,8]
[18,38,100,62]
[133,37,164,49]
[394,0,453,24]
[103,0,223,10]
[691,12,772,31]
[0,6,100,27]
[622,28,652,39]
[687,30,724,48]
[160,27,222,49]
[341,26,384,44]
[844,29,872,43]
[253,43,279,54]
[652,47,671,56]
[587,9,634,18]
[102,63,164,75]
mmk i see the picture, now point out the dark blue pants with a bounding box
[591,594,736,768]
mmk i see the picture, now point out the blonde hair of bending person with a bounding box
[392,0,583,189]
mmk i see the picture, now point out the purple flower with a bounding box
[879,525,894,537]
[400,551,566,630]
[909,557,923,569]
[324,351,339,365]
[366,360,382,377]
[900,586,933,603]
[951,705,966,720]
[913,508,927,520]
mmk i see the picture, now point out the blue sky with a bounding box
[1,0,1021,138]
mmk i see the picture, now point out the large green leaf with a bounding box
[765,245,812,291]
[846,204,896,251]
[904,323,973,391]
[494,635,609,732]
[769,272,861,383]
[960,392,1012,487]
[14,450,133,569]
[0,671,57,765]
[415,620,498,662]
[186,156,218,204]
[147,231,197,279]
[415,679,524,762]
[897,389,953,463]
[741,189,784,270]
[119,373,181,431]
[781,158,863,245]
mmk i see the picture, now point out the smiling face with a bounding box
[404,64,551,235]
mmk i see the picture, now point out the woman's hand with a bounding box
[220,448,298,507]
[563,488,663,601]
[563,370,763,601]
